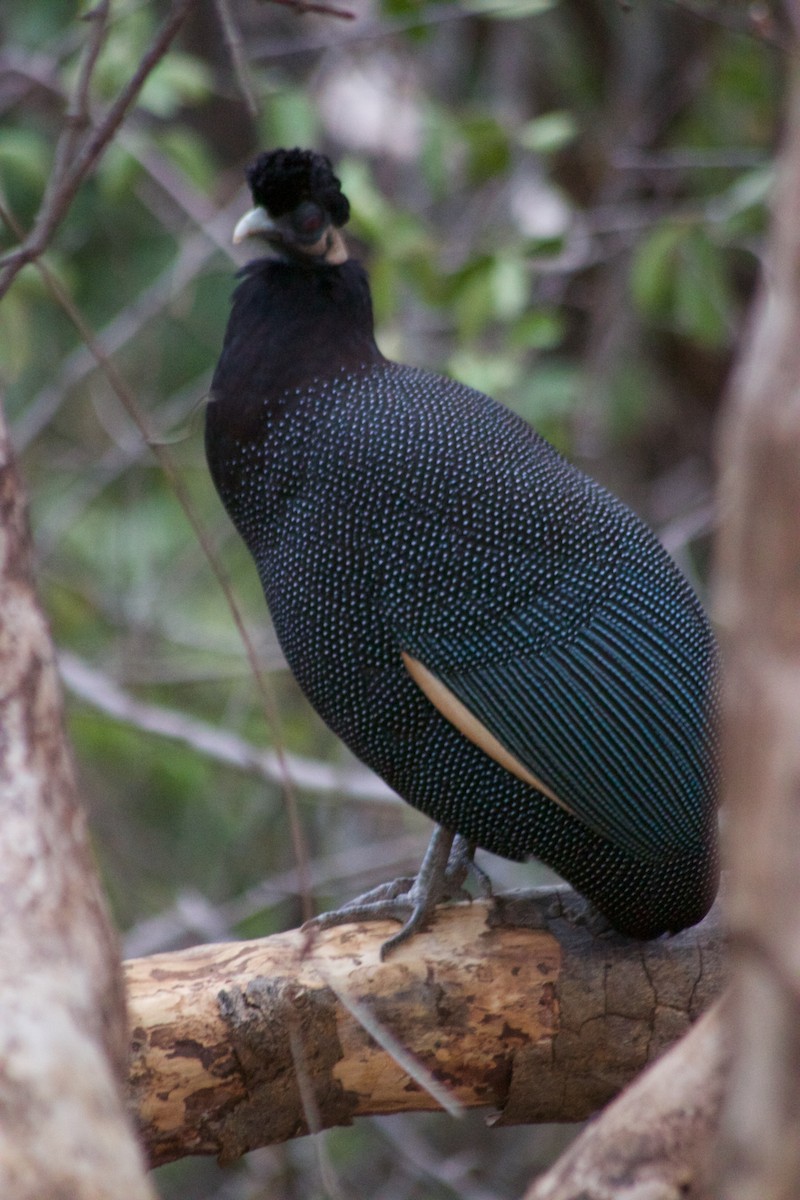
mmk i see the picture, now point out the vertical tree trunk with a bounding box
[713,56,800,1200]
[0,409,154,1198]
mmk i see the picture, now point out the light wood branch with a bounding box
[125,887,724,1168]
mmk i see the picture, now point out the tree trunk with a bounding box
[713,53,800,1200]
[0,413,154,1199]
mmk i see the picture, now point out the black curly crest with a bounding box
[246,148,350,227]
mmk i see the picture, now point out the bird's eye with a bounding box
[291,201,326,240]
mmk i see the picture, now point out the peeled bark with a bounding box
[125,887,724,1167]
[0,415,154,1199]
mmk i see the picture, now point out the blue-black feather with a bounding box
[207,233,720,939]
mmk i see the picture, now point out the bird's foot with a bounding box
[302,827,491,959]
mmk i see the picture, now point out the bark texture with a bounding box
[0,416,154,1199]
[125,887,724,1167]
[524,999,729,1200]
[713,57,800,1200]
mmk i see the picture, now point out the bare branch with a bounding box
[11,247,317,919]
[126,889,724,1167]
[12,202,239,450]
[49,0,109,184]
[214,0,261,115]
[0,0,194,301]
[59,649,395,804]
[263,0,356,20]
[122,833,430,957]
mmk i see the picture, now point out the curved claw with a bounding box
[302,826,496,958]
[338,877,415,909]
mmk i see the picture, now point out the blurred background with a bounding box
[0,0,785,1195]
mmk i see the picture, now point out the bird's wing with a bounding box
[400,590,716,861]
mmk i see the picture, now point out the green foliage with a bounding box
[517,109,578,154]
[460,112,512,182]
[462,0,558,18]
[259,84,321,149]
[3,0,73,47]
[631,221,735,349]
[0,129,51,195]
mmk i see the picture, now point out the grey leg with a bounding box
[303,824,493,959]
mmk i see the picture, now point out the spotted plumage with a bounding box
[207,149,720,942]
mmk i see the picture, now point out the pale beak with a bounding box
[232,206,276,245]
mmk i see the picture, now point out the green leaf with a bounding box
[515,361,583,422]
[0,289,33,382]
[96,142,143,201]
[452,258,496,341]
[338,159,427,258]
[461,114,511,183]
[672,226,731,347]
[367,254,399,324]
[156,129,216,190]
[510,308,566,350]
[448,348,522,396]
[420,105,460,200]
[630,221,686,318]
[462,0,557,18]
[517,111,578,154]
[138,53,212,118]
[336,159,391,239]
[381,0,449,18]
[489,256,529,321]
[610,360,661,441]
[632,221,733,348]
[260,87,320,150]
[712,166,773,237]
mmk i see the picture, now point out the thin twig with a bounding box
[52,0,109,182]
[21,250,317,923]
[263,0,356,19]
[59,650,395,804]
[0,0,194,301]
[213,0,260,116]
[11,201,239,449]
[318,968,465,1118]
[122,833,429,957]
[287,1016,348,1200]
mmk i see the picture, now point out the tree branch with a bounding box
[59,650,395,803]
[125,887,724,1168]
[0,0,194,301]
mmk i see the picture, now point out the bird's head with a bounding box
[233,148,350,266]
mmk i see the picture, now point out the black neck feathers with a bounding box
[210,256,382,426]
